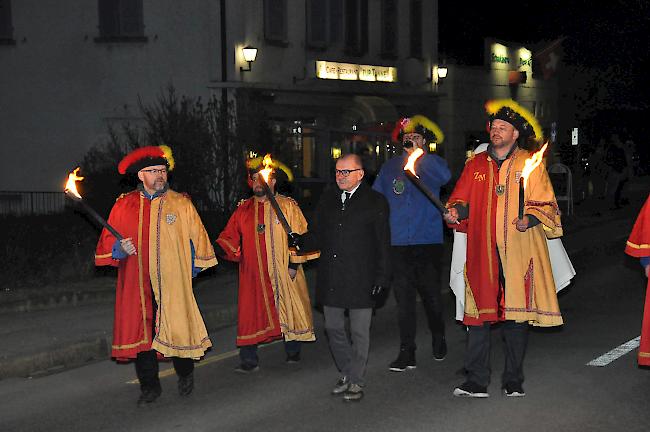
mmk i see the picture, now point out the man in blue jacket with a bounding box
[373,115,451,371]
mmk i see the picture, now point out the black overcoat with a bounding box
[309,182,391,309]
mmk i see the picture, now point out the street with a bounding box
[1,250,647,432]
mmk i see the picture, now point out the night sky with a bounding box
[439,1,650,110]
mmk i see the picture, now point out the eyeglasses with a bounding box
[335,169,362,177]
[140,168,168,175]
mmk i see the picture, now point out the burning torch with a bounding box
[518,143,548,220]
[257,155,301,251]
[403,148,457,223]
[64,167,124,240]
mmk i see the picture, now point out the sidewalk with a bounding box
[1,177,647,380]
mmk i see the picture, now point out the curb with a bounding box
[0,304,239,381]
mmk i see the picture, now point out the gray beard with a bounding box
[253,190,266,197]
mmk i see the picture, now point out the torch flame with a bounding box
[259,154,274,183]
[403,148,424,177]
[520,143,548,189]
[64,167,84,199]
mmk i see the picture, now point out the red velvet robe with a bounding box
[95,190,217,360]
[447,148,563,327]
[625,194,650,366]
[217,195,315,347]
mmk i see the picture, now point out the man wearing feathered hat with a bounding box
[372,115,452,372]
[444,99,563,398]
[215,156,316,373]
[95,145,217,406]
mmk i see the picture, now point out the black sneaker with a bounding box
[286,352,301,364]
[433,336,447,361]
[388,348,416,372]
[453,381,489,398]
[234,363,260,374]
[178,373,194,396]
[137,386,162,406]
[502,382,526,397]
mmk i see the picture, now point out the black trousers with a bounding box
[391,244,445,350]
[464,321,529,388]
[135,350,194,391]
[134,286,194,392]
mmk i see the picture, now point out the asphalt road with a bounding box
[1,251,648,432]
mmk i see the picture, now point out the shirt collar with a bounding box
[487,143,518,166]
[138,183,168,200]
[341,182,362,200]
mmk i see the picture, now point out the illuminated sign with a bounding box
[518,48,532,68]
[316,61,397,82]
[490,43,534,72]
[490,43,510,65]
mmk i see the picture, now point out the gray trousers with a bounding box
[323,306,372,386]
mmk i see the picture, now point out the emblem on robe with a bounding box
[256,223,265,233]
[392,178,405,195]
[495,184,505,196]
[166,213,177,225]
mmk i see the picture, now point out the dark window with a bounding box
[329,0,343,45]
[380,0,397,58]
[306,0,328,48]
[409,0,422,58]
[344,0,368,56]
[264,0,287,44]
[97,0,146,42]
[0,0,14,43]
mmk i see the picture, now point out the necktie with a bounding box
[342,192,351,210]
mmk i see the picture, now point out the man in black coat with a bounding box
[306,154,391,402]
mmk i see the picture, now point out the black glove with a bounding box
[288,232,302,249]
[370,285,385,298]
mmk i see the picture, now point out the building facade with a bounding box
[1,0,442,212]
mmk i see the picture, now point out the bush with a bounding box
[0,210,102,289]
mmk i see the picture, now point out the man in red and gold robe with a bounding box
[625,194,650,366]
[215,165,316,372]
[445,100,563,398]
[95,145,217,406]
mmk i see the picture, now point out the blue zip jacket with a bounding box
[372,152,451,245]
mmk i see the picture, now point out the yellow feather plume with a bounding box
[404,115,445,143]
[159,145,175,171]
[485,99,543,141]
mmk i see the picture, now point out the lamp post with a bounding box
[240,45,258,72]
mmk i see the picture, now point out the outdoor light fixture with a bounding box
[432,65,448,85]
[240,46,258,72]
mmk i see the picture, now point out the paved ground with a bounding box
[0,250,647,431]
[0,176,647,430]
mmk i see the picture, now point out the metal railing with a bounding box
[0,191,66,215]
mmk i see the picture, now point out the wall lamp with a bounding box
[433,64,448,84]
[240,46,258,72]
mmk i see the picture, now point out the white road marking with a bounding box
[126,340,282,384]
[586,336,640,367]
